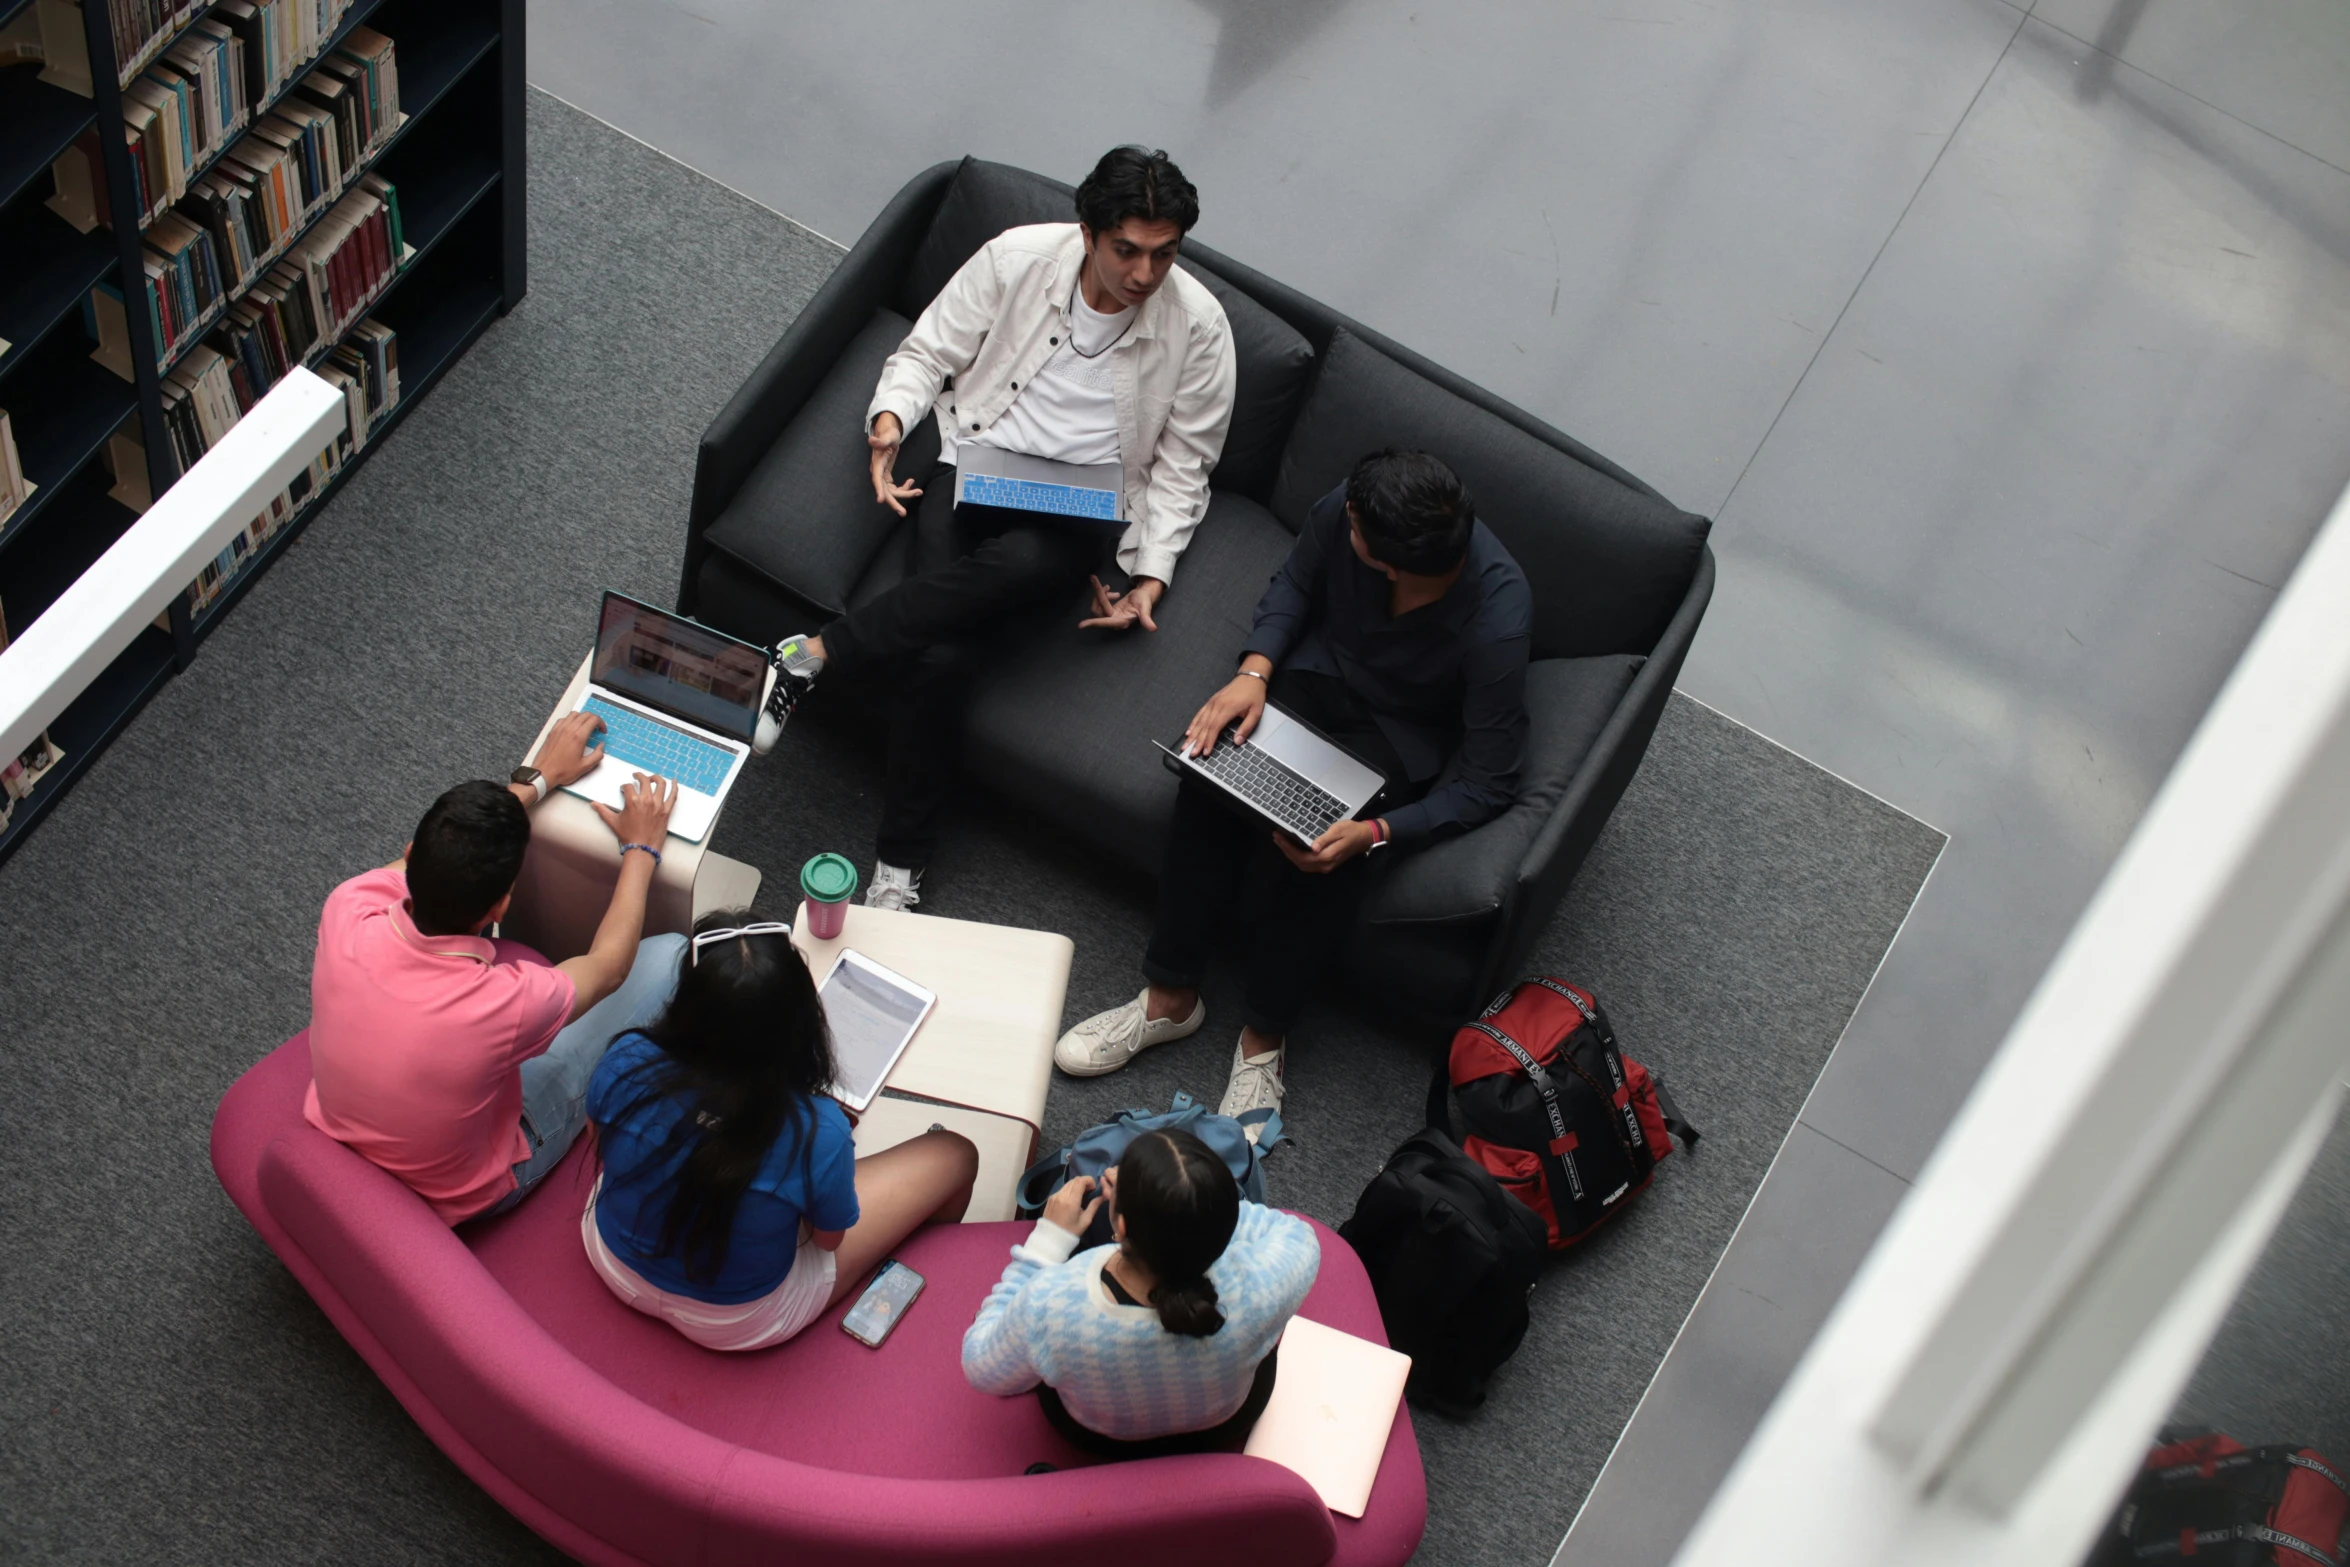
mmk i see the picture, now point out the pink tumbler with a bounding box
[800,853,858,940]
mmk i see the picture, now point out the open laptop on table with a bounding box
[561,591,764,843]
[954,444,1124,524]
[1156,704,1388,847]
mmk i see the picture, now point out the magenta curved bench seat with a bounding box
[211,1034,1427,1566]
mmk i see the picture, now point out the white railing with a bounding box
[1672,471,2350,1567]
[0,369,346,765]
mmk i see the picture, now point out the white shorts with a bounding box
[582,1180,838,1352]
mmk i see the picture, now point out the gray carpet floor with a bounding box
[0,92,1944,1565]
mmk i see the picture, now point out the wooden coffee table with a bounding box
[794,901,1073,1223]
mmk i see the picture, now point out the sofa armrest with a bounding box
[679,159,962,613]
[1366,650,1649,926]
[1481,545,1715,995]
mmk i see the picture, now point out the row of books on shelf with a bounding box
[159,315,395,476]
[0,599,69,833]
[87,169,408,379]
[105,316,399,614]
[0,411,35,527]
[19,0,198,93]
[23,0,350,96]
[87,17,250,223]
[47,19,397,238]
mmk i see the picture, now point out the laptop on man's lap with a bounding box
[954,445,1124,524]
[1157,704,1388,847]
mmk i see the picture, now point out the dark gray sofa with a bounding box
[678,159,1714,1022]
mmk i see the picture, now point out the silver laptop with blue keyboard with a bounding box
[954,444,1125,523]
[563,591,765,843]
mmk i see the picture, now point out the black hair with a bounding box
[406,780,531,935]
[590,910,836,1286]
[1345,449,1477,576]
[1115,1128,1240,1338]
[1074,145,1200,237]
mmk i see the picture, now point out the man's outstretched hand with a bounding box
[1080,574,1164,632]
[868,411,922,516]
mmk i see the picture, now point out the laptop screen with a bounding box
[591,592,765,744]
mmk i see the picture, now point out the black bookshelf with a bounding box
[0,62,96,208]
[0,0,525,866]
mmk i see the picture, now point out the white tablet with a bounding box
[817,949,937,1112]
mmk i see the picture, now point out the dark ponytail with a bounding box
[1114,1129,1240,1338]
[1152,1274,1225,1338]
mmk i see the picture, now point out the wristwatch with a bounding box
[510,765,547,804]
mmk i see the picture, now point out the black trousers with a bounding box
[1142,669,1422,1037]
[820,463,1105,869]
[1036,1345,1280,1459]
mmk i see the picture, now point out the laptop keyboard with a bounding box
[582,696,733,795]
[1190,735,1350,841]
[958,471,1120,520]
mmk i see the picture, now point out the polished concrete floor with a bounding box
[527,2,2350,1561]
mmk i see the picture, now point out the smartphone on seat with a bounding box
[842,1259,926,1348]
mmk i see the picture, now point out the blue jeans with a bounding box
[482,932,686,1217]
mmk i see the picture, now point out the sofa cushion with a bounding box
[896,160,1316,504]
[1272,329,1708,661]
[1364,653,1643,926]
[1178,262,1316,504]
[703,309,941,620]
[900,161,1076,318]
[961,491,1297,871]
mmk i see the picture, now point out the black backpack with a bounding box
[1339,1123,1548,1417]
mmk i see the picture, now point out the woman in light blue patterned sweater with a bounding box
[962,1128,1320,1455]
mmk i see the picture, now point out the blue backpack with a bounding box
[1014,1091,1284,1250]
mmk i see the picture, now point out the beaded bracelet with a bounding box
[620,842,662,866]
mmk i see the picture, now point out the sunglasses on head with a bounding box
[689,921,792,965]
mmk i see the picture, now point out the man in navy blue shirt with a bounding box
[1055,449,1533,1125]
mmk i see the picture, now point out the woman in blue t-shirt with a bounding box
[582,910,978,1351]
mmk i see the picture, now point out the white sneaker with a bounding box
[1219,1038,1286,1138]
[1054,988,1206,1077]
[751,635,824,755]
[865,861,922,912]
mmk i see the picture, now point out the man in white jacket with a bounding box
[754,147,1237,911]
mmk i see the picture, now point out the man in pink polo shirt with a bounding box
[306,711,687,1224]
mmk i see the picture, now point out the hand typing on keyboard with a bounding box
[1182,657,1273,757]
[592,772,679,850]
[530,710,609,790]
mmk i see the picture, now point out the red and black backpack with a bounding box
[2089,1432,2350,1567]
[1431,977,1697,1250]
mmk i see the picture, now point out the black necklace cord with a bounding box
[1065,274,1140,361]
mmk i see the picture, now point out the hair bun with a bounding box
[1153,1274,1225,1338]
